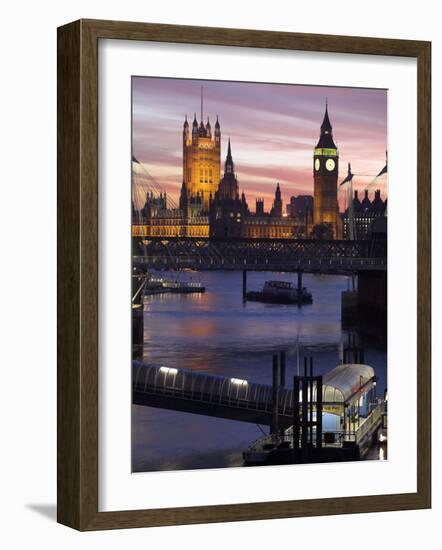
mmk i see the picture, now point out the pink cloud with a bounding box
[132,77,387,212]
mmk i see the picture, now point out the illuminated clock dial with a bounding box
[314,158,320,171]
[325,158,335,171]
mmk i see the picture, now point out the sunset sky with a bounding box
[132,77,387,212]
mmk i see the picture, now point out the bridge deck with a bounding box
[134,236,387,273]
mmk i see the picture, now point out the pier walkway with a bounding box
[133,361,378,431]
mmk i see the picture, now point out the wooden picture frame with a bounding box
[57,19,431,530]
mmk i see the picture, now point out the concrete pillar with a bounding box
[132,305,144,360]
[279,351,286,387]
[132,272,145,360]
[357,271,387,315]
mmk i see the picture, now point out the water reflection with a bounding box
[133,270,387,472]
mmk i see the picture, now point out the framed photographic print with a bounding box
[57,19,431,530]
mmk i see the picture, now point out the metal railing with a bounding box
[247,429,358,452]
[355,402,383,444]
[133,236,387,273]
[134,254,386,272]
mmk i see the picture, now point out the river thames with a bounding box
[132,270,387,472]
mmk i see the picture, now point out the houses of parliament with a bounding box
[132,102,383,240]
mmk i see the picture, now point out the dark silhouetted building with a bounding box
[209,139,247,238]
[209,141,308,238]
[343,189,387,239]
[287,195,314,225]
[270,183,283,218]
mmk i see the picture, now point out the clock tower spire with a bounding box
[313,102,342,239]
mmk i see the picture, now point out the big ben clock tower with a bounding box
[313,103,342,239]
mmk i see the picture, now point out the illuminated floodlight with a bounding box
[230,378,248,386]
[159,366,178,375]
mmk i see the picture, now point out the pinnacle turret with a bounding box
[225,138,234,174]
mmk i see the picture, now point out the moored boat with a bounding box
[144,275,205,295]
[246,280,312,305]
[162,280,205,293]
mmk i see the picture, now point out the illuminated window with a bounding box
[231,377,248,386]
[160,366,178,375]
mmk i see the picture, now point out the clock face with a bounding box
[325,158,335,171]
[314,158,320,171]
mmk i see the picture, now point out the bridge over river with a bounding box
[133,236,387,274]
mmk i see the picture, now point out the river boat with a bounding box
[246,280,312,305]
[144,275,205,295]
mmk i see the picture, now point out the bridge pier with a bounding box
[132,272,144,360]
[341,271,387,331]
[132,305,144,360]
[242,270,247,301]
[297,271,303,295]
[279,351,286,387]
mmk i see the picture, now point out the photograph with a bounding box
[131,77,388,472]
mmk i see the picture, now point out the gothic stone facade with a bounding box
[182,112,221,212]
[133,104,346,240]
